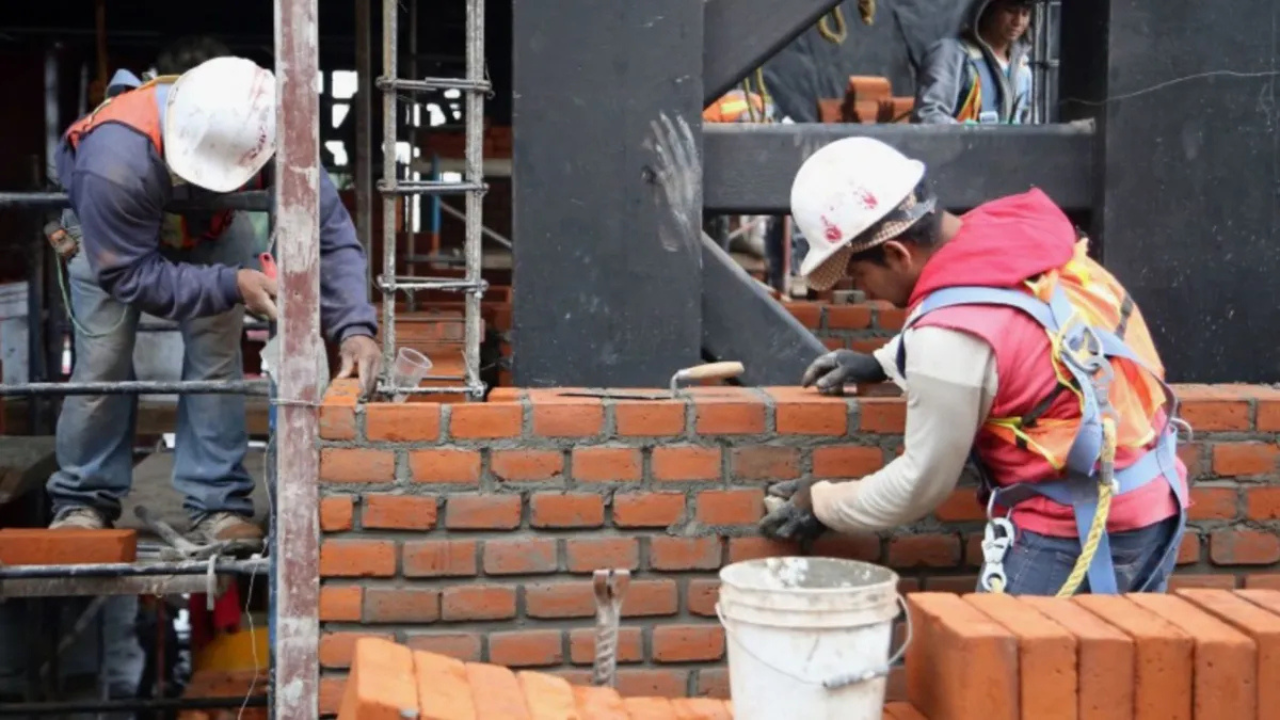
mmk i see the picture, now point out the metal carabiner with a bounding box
[979,517,1016,592]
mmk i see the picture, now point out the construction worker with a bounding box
[45,52,380,545]
[759,137,1189,596]
[912,0,1034,124]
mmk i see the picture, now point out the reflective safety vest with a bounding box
[63,75,237,250]
[955,41,1030,125]
[897,240,1188,594]
[703,89,773,123]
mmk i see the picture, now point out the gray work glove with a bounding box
[759,479,827,543]
[801,349,889,396]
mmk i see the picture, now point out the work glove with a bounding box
[801,349,888,396]
[759,479,828,543]
[337,334,383,399]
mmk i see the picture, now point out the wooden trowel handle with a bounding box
[673,361,745,384]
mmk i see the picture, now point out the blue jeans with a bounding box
[46,212,259,523]
[998,515,1183,595]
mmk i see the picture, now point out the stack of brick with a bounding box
[339,637,734,719]
[906,588,1280,719]
[317,381,1280,713]
[782,298,905,354]
[821,76,913,124]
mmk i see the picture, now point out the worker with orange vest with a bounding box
[759,137,1189,595]
[45,53,380,545]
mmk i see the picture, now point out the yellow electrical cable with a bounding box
[818,7,848,44]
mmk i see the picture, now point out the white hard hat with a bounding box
[790,137,928,291]
[164,56,276,192]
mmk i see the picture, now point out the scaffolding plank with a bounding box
[512,0,704,387]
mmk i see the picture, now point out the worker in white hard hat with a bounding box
[45,49,380,546]
[759,137,1190,596]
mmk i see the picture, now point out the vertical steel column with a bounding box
[355,0,373,286]
[271,0,322,717]
[380,0,398,375]
[463,0,485,395]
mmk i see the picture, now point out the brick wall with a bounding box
[315,380,1280,714]
[782,299,904,354]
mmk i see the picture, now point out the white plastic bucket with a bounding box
[716,556,910,720]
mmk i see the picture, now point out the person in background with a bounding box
[911,0,1034,125]
[46,38,380,545]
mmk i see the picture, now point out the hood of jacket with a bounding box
[908,188,1077,307]
[964,0,1033,53]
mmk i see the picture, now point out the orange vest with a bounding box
[703,90,770,123]
[64,77,236,249]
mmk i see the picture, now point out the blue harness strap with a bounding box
[898,284,1187,594]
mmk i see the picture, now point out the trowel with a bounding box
[257,252,282,380]
[558,361,746,400]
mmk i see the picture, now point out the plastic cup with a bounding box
[391,348,433,403]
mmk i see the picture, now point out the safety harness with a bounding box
[896,283,1189,596]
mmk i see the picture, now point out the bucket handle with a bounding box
[715,594,913,691]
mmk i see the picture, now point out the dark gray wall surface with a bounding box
[511,0,704,387]
[1099,0,1280,382]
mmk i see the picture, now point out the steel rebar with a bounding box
[0,380,270,397]
[464,0,487,400]
[381,0,399,383]
[0,558,268,580]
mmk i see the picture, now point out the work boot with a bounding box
[190,512,265,553]
[49,507,111,530]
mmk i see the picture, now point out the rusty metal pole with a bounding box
[355,0,373,286]
[272,0,323,717]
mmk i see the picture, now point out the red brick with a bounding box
[859,398,906,433]
[1177,588,1280,720]
[877,306,907,330]
[1259,398,1280,431]
[449,402,522,439]
[408,449,482,484]
[530,493,605,528]
[651,446,721,481]
[319,676,347,717]
[1246,574,1280,590]
[694,668,730,700]
[1073,595,1194,720]
[810,534,881,562]
[1240,588,1280,616]
[905,593,1018,720]
[319,539,395,578]
[619,579,679,617]
[653,625,725,663]
[730,446,799,480]
[569,627,644,665]
[1180,398,1250,431]
[1246,486,1280,519]
[319,496,354,532]
[363,588,442,623]
[686,579,719,617]
[465,662,532,719]
[850,337,890,353]
[1128,593,1257,720]
[882,703,928,720]
[444,494,522,530]
[1168,574,1238,590]
[530,395,604,437]
[319,448,395,483]
[615,669,688,698]
[405,633,482,662]
[488,630,564,667]
[695,488,764,526]
[693,394,766,435]
[933,489,985,522]
[821,337,845,350]
[336,637,416,720]
[573,685,629,719]
[1022,596,1135,720]
[623,697,674,720]
[318,402,356,441]
[365,403,441,441]
[765,387,849,435]
[1178,443,1204,478]
[402,540,477,577]
[614,400,685,437]
[785,302,821,328]
[1178,533,1201,565]
[726,536,799,562]
[319,585,362,622]
[1212,442,1280,476]
[525,579,677,619]
[964,593,1077,720]
[811,445,885,477]
[826,304,872,329]
[671,698,732,719]
[572,447,642,482]
[1188,485,1238,520]
[319,631,395,669]
[888,534,960,568]
[650,536,723,571]
[491,449,564,482]
[362,494,438,530]
[483,538,558,575]
[1210,529,1280,565]
[565,537,640,573]
[613,493,686,528]
[440,585,516,621]
[413,650,476,720]
[922,575,980,593]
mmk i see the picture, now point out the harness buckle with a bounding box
[979,517,1016,592]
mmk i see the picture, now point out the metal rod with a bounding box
[377,277,487,292]
[273,0,323,717]
[381,0,399,383]
[356,0,374,289]
[0,694,269,716]
[377,179,486,195]
[0,559,267,579]
[377,77,492,93]
[407,0,419,315]
[377,382,487,396]
[0,379,270,397]
[438,198,513,249]
[0,190,272,211]
[464,0,487,400]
